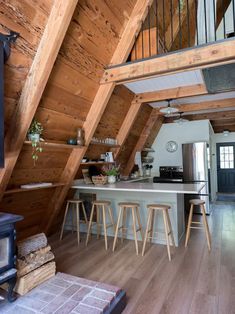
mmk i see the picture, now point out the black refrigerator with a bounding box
[182,142,211,214]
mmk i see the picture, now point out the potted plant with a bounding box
[27,119,43,164]
[103,165,119,184]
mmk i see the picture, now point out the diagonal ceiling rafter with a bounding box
[0,0,78,200]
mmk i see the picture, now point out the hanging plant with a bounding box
[27,119,43,165]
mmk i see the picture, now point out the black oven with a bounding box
[153,166,183,183]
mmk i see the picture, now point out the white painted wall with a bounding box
[149,120,235,201]
[150,120,211,176]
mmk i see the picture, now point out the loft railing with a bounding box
[128,0,235,63]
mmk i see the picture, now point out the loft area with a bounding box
[125,0,235,64]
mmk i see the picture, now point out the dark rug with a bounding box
[217,194,235,202]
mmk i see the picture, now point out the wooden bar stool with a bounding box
[86,200,115,250]
[60,199,88,245]
[113,202,144,255]
[142,204,175,261]
[185,199,211,251]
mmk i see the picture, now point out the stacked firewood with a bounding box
[15,233,56,295]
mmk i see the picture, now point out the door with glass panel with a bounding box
[217,143,235,193]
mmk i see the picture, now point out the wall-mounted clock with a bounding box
[166,141,178,153]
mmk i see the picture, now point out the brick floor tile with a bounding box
[81,297,109,310]
[61,284,81,298]
[95,283,120,294]
[54,300,79,314]
[38,283,64,295]
[49,278,71,288]
[40,296,67,314]
[73,303,102,314]
[90,289,114,302]
[17,296,47,311]
[27,290,56,303]
[71,286,92,302]
[4,304,36,314]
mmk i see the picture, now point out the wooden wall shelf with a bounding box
[24,141,85,150]
[89,141,120,148]
[80,161,115,166]
[4,183,65,194]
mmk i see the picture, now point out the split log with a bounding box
[17,245,54,277]
[17,233,47,257]
[15,261,56,296]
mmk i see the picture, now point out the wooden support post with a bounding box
[0,0,78,199]
[123,110,164,176]
[114,101,142,159]
[101,40,235,84]
[42,0,154,234]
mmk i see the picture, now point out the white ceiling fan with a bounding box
[159,99,179,116]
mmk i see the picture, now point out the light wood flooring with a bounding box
[50,202,235,314]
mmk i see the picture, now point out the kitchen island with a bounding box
[70,180,205,246]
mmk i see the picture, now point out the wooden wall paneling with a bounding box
[35,107,84,142]
[0,0,78,200]
[117,104,152,172]
[101,40,235,84]
[0,188,55,240]
[94,85,135,140]
[114,101,142,159]
[42,0,154,234]
[123,110,163,176]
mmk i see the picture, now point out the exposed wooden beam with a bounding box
[0,0,78,199]
[174,98,235,113]
[101,39,235,84]
[113,101,142,159]
[134,84,207,103]
[213,124,235,133]
[165,109,235,123]
[123,111,163,176]
[43,0,154,234]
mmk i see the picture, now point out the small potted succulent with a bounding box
[27,119,43,164]
[103,165,119,184]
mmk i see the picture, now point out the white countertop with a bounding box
[71,180,205,194]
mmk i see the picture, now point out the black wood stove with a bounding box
[0,212,23,302]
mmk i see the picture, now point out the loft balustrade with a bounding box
[126,0,235,64]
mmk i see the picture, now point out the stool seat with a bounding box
[67,199,83,203]
[189,199,205,205]
[118,202,139,207]
[147,204,170,210]
[92,200,111,206]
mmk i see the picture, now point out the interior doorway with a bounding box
[217,143,235,193]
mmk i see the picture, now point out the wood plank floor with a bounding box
[50,202,235,314]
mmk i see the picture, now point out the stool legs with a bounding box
[76,203,80,245]
[185,203,211,251]
[102,205,108,250]
[121,207,127,243]
[162,210,171,261]
[142,208,153,256]
[132,207,139,255]
[60,202,69,240]
[166,210,175,247]
[81,202,88,224]
[113,206,123,251]
[96,206,100,239]
[201,204,211,251]
[185,204,194,247]
[86,203,95,246]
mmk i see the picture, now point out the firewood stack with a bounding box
[15,233,56,295]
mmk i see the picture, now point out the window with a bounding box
[219,146,234,169]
